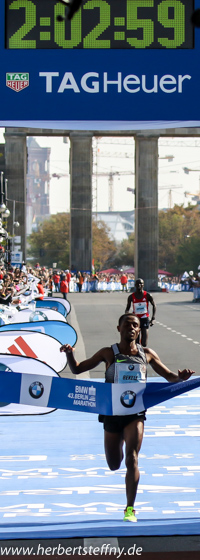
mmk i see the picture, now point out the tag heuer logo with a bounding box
[6,73,29,92]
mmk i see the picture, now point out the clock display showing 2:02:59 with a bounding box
[6,0,194,49]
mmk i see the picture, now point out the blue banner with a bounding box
[0,368,199,416]
[1,0,200,127]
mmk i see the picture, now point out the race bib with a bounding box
[114,362,146,384]
[134,301,148,315]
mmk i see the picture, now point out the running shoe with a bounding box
[123,506,137,522]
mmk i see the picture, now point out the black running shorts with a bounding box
[98,412,146,433]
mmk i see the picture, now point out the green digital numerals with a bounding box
[7,0,190,49]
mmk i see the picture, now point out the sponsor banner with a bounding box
[0,354,58,416]
[10,308,67,324]
[0,371,199,415]
[36,299,68,318]
[0,320,77,347]
[44,297,71,316]
[112,382,146,416]
[0,372,112,415]
[0,331,67,373]
[20,372,52,408]
[143,376,200,409]
[6,72,29,92]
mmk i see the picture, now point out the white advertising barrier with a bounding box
[0,354,58,416]
[0,305,19,325]
[9,308,67,324]
[0,331,67,373]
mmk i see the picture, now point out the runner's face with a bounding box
[135,280,144,292]
[118,316,140,342]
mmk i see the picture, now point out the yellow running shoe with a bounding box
[123,506,137,522]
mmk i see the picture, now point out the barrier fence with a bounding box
[66,280,193,293]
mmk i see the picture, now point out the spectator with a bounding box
[120,273,128,292]
[53,271,60,293]
[65,269,71,292]
[36,278,45,300]
[77,271,84,293]
[60,276,69,300]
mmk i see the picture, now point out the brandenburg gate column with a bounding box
[69,133,93,273]
[134,135,159,291]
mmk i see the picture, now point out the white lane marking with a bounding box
[156,322,199,345]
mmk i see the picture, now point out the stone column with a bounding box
[4,128,27,262]
[69,133,93,272]
[134,136,158,291]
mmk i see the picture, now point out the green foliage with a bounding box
[114,233,134,267]
[92,219,116,270]
[28,213,70,269]
[28,204,200,276]
[159,204,200,274]
[28,214,116,271]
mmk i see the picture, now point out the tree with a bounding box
[92,219,116,270]
[114,233,134,267]
[28,213,116,271]
[159,204,200,274]
[28,213,70,269]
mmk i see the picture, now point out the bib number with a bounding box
[114,363,146,384]
[134,301,147,315]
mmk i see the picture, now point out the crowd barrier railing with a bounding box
[67,279,192,293]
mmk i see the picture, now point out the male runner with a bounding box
[60,313,194,523]
[125,278,156,346]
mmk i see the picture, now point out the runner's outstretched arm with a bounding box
[60,344,109,375]
[145,347,195,382]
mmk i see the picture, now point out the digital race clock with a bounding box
[5,0,194,49]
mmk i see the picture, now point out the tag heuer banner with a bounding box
[0,364,199,416]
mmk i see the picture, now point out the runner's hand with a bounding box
[178,368,195,381]
[149,319,155,327]
[60,344,74,354]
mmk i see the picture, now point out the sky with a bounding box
[1,129,200,214]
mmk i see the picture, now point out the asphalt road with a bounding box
[65,290,200,379]
[60,290,200,555]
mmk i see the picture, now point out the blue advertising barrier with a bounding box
[36,299,68,317]
[0,320,77,347]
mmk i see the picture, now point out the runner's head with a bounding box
[118,314,140,342]
[135,278,144,292]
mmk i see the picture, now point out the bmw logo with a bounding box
[128,364,135,371]
[29,311,48,322]
[120,390,136,408]
[29,381,44,399]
